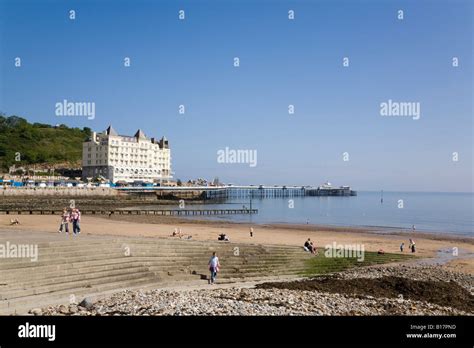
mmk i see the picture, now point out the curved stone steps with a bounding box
[0,229,313,314]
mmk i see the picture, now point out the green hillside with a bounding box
[0,114,91,171]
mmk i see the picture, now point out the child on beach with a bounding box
[208,252,220,284]
[400,242,404,252]
[58,208,70,234]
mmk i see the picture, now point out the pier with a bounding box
[0,209,258,216]
[116,185,357,199]
[204,186,357,199]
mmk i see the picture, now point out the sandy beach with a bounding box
[2,214,473,274]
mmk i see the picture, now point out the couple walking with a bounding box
[58,207,81,235]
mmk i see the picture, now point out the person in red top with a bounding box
[71,208,81,235]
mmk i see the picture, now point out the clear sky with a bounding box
[0,0,472,191]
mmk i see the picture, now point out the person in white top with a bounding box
[58,208,70,234]
[208,252,221,284]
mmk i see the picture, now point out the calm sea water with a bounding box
[175,192,473,236]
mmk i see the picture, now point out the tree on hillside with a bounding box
[0,114,91,172]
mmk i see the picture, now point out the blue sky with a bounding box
[0,0,472,191]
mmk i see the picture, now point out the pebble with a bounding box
[38,265,473,316]
[29,308,42,316]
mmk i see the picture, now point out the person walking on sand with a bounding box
[249,227,254,237]
[208,252,220,284]
[58,208,70,234]
[71,208,81,235]
[400,242,404,252]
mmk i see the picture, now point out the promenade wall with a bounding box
[0,187,118,196]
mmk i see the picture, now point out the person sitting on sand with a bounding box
[304,238,316,254]
[172,228,184,238]
[310,241,318,255]
[304,239,311,252]
[218,233,229,241]
[9,218,20,225]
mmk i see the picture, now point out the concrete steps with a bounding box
[0,277,162,315]
[0,230,312,314]
[0,265,153,290]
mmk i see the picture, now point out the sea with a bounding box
[165,191,473,236]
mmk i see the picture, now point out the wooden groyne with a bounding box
[0,209,258,216]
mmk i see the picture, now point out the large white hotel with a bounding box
[82,126,172,183]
